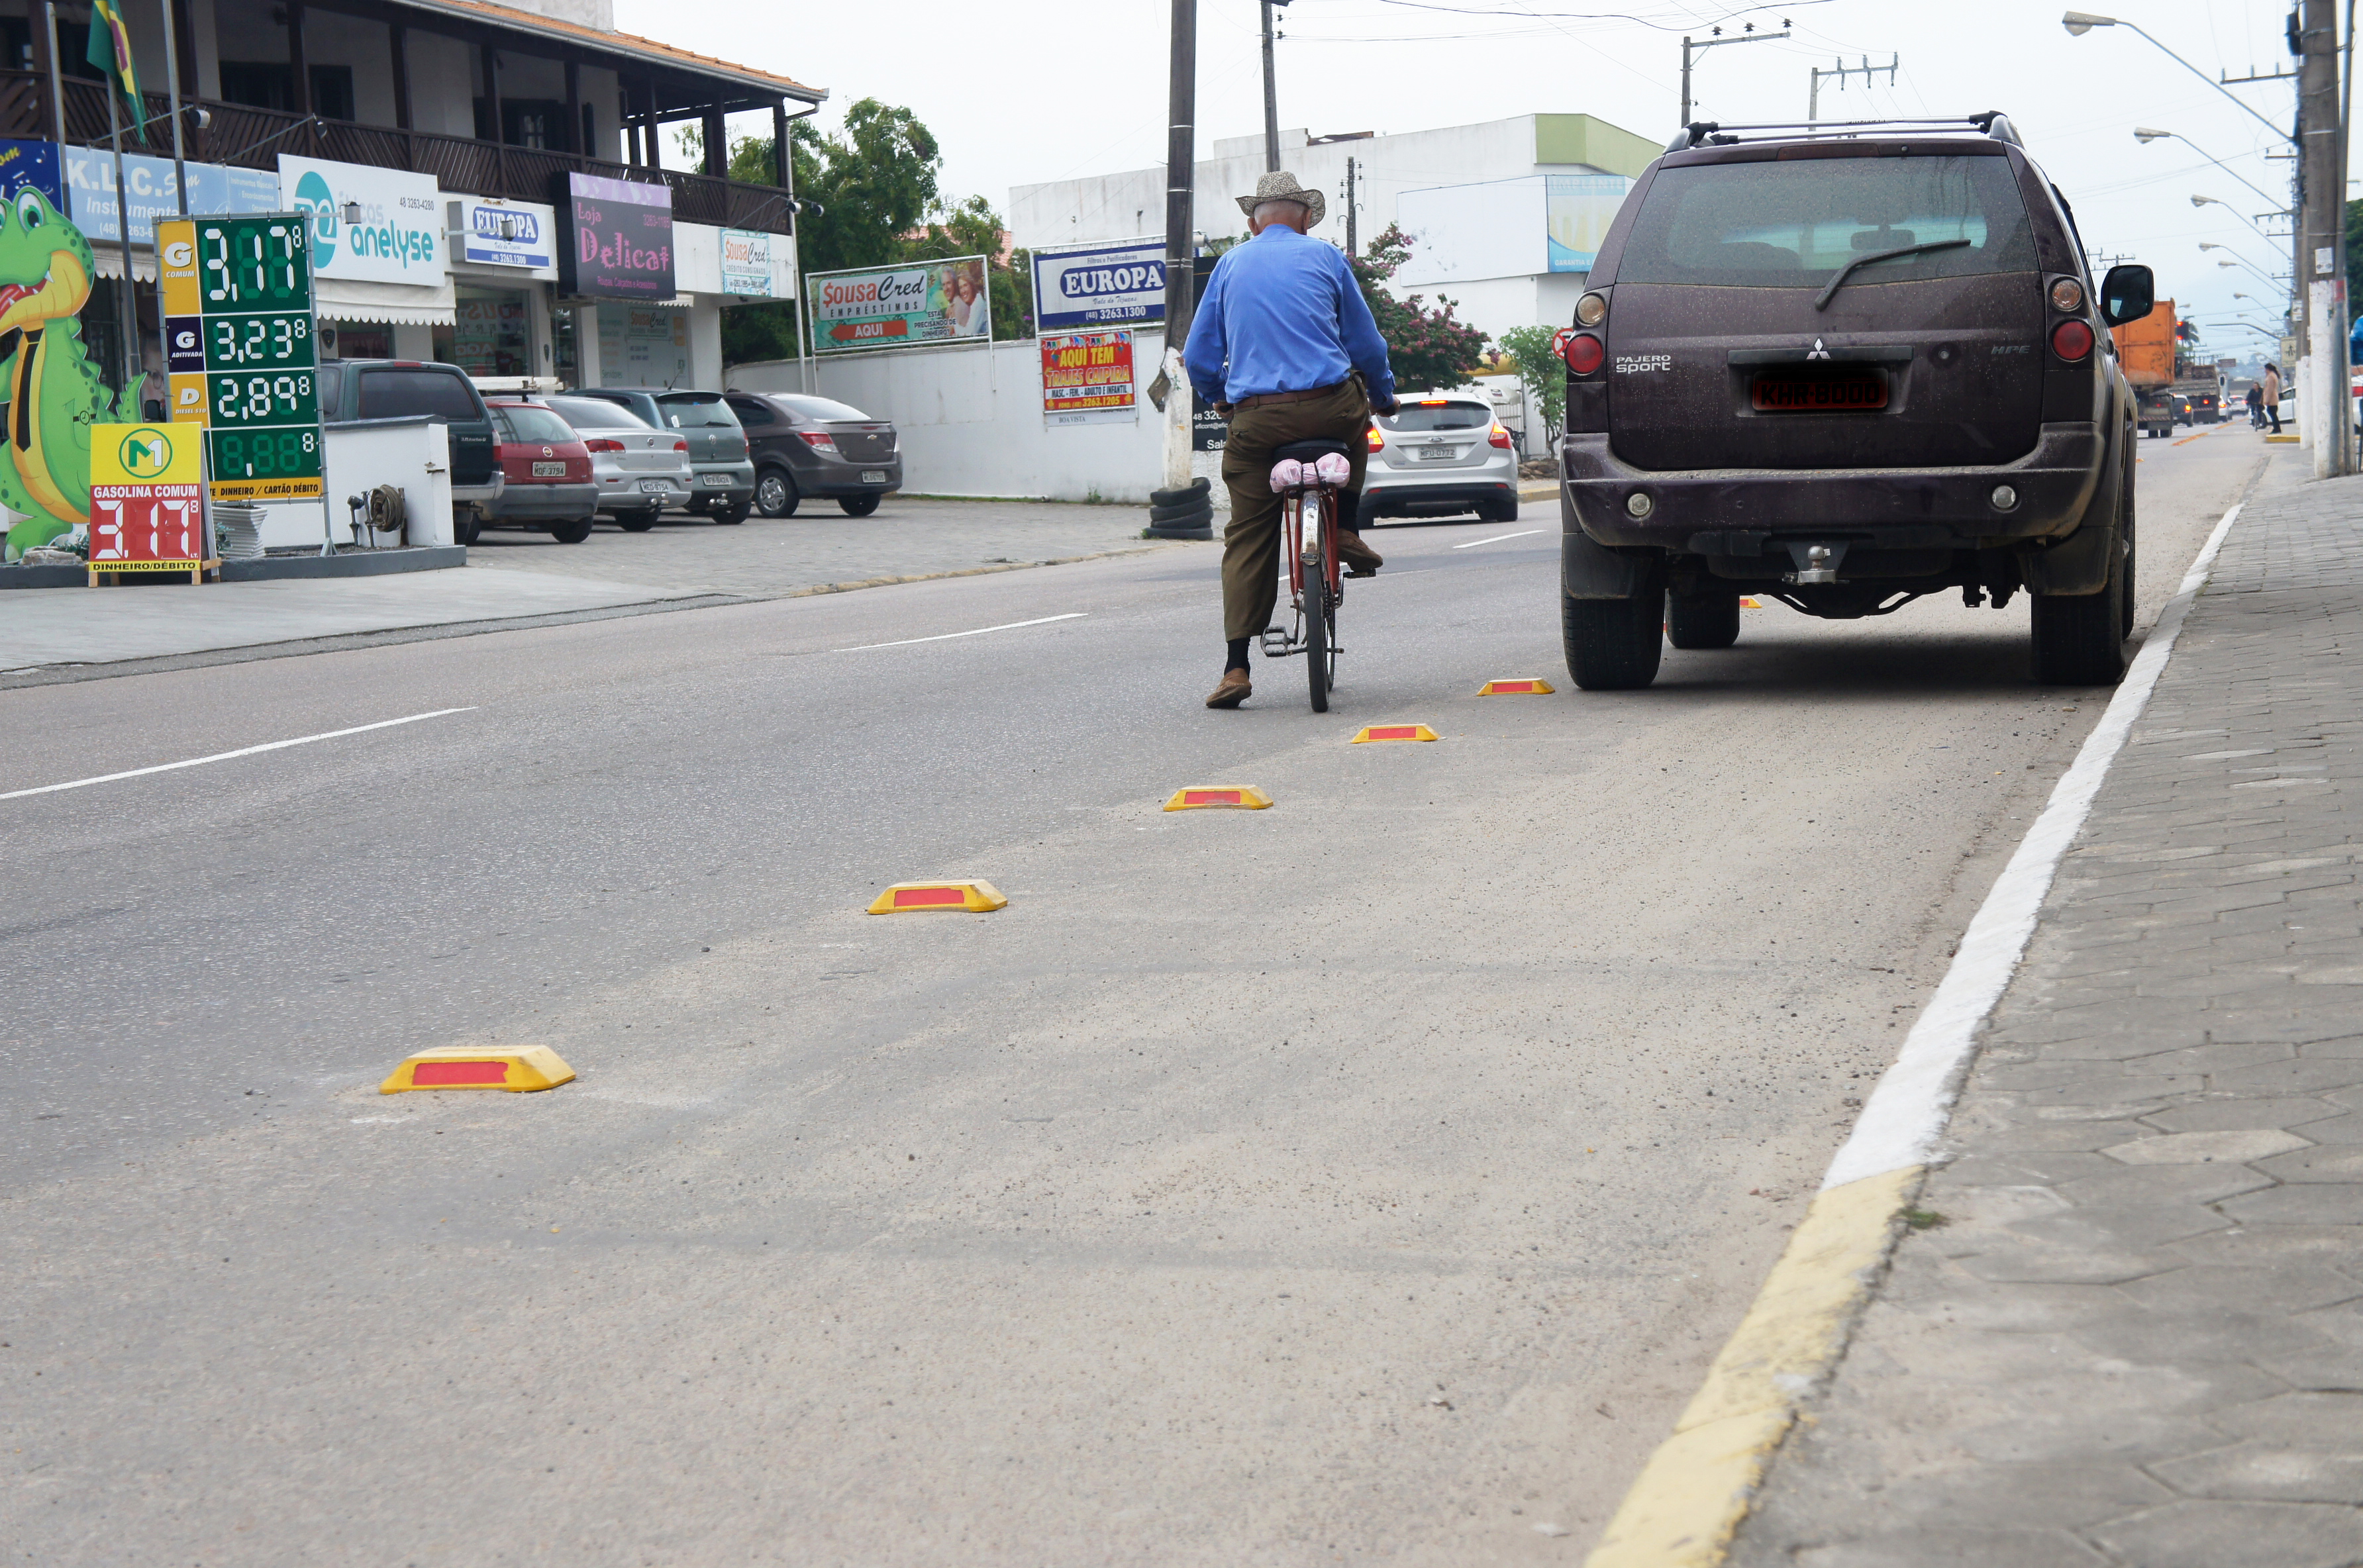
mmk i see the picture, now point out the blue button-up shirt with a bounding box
[1183,226,1397,408]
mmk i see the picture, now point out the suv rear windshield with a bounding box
[1384,401,1489,432]
[658,394,738,428]
[356,368,483,421]
[1615,154,2037,288]
[491,405,579,443]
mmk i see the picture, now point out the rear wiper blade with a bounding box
[1814,238,1973,311]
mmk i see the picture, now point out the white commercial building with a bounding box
[1008,113,1659,344]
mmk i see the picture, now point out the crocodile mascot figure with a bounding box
[0,186,137,560]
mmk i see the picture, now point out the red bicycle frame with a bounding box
[1283,482,1342,610]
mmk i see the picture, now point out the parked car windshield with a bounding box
[357,368,481,421]
[1615,154,2038,288]
[491,405,579,443]
[550,395,652,429]
[1383,401,1489,432]
[658,394,738,428]
[772,394,875,422]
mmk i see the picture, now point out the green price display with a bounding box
[205,312,314,370]
[208,370,317,428]
[205,426,322,482]
[198,218,313,311]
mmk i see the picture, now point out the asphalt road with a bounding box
[0,420,2263,1564]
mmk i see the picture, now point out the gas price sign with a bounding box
[158,214,327,501]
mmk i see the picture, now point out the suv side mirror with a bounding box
[2099,264,2155,328]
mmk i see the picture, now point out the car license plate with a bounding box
[701,473,730,487]
[861,470,887,483]
[638,479,672,493]
[531,461,567,477]
[1415,446,1460,461]
[1752,375,1887,412]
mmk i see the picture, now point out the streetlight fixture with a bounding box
[2133,126,2291,213]
[2192,193,2276,243]
[2062,15,2291,145]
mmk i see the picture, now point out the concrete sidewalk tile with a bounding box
[2117,1264,2362,1315]
[2256,1145,2363,1181]
[2150,1436,2363,1504]
[2211,1059,2363,1095]
[2127,1041,2297,1075]
[1976,1118,2159,1151]
[2017,1073,2207,1108]
[2101,1128,2313,1164]
[2053,1163,2274,1209]
[2061,1306,2344,1367]
[2301,1036,2363,1057]
[2146,1097,2348,1132]
[2170,1227,2363,1274]
[1941,1153,2117,1187]
[2086,1498,2363,1568]
[2287,1111,2363,1143]
[2219,1183,2363,1226]
[1787,1529,2113,1567]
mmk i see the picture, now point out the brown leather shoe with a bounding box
[1338,530,1383,577]
[1205,669,1252,709]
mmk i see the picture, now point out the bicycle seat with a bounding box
[1272,439,1350,464]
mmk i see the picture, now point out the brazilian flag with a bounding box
[83,0,142,117]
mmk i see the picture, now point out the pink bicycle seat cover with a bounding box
[1312,452,1353,486]
[1268,458,1306,493]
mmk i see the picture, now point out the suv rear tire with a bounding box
[1563,562,1667,690]
[2030,497,2130,687]
[1666,587,1740,650]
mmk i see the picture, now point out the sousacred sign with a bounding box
[1040,329,1136,426]
[720,228,774,297]
[560,173,675,302]
[810,256,990,352]
[87,423,205,569]
[1031,236,1166,330]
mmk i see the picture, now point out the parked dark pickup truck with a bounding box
[317,360,504,544]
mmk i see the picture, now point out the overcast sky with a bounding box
[616,0,2324,360]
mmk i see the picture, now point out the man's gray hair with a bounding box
[1252,197,1311,226]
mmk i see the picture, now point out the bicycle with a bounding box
[1257,438,1352,712]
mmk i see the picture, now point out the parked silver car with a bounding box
[547,394,693,532]
[574,388,756,524]
[1358,393,1522,526]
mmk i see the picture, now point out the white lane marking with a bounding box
[1,708,479,802]
[1450,528,1547,550]
[1822,501,2246,1191]
[835,612,1087,652]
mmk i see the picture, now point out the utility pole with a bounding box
[1154,0,1203,509]
[1678,23,1791,129]
[1344,156,1357,258]
[2297,0,2345,475]
[1260,0,1289,172]
[1808,53,1897,122]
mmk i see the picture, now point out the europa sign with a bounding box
[1031,236,1166,330]
[559,173,674,302]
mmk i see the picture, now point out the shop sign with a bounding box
[279,154,443,285]
[0,138,278,246]
[1040,328,1135,426]
[560,173,674,302]
[1191,385,1227,452]
[159,213,327,502]
[720,228,775,297]
[87,423,205,569]
[452,196,554,271]
[595,305,690,388]
[810,256,989,352]
[1031,236,1165,330]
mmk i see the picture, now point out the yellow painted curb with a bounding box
[2264,434,2300,444]
[381,1046,576,1095]
[1351,723,1438,744]
[1582,1165,1923,1567]
[866,879,1007,914]
[1163,786,1274,811]
[1478,678,1555,695]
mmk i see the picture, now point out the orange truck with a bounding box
[2109,299,2181,438]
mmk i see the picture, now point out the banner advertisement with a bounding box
[1544,174,1630,273]
[451,196,555,273]
[279,154,443,285]
[87,423,205,570]
[560,173,675,302]
[720,228,775,297]
[596,305,691,388]
[1040,329,1136,426]
[1031,237,1166,330]
[1192,385,1227,452]
[0,138,279,246]
[811,256,989,352]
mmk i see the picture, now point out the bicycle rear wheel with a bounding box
[1303,538,1331,713]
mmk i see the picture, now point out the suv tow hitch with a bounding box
[1783,541,1849,585]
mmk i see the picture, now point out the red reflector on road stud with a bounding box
[1352,724,1439,744]
[867,879,1007,914]
[1741,597,1764,609]
[1164,785,1275,811]
[1478,679,1555,695]
[380,1046,575,1095]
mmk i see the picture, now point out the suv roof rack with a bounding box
[1664,112,2022,153]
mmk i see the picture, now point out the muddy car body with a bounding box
[1556,113,2154,689]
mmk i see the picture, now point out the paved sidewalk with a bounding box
[1731,455,2362,1563]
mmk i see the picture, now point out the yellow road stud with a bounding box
[1740,597,1764,609]
[381,1046,575,1095]
[1163,786,1274,811]
[867,879,1007,914]
[1352,723,1439,744]
[1477,679,1554,695]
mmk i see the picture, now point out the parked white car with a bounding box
[547,395,693,532]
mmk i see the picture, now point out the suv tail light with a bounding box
[1562,332,1605,375]
[2050,320,2095,362]
[583,437,624,453]
[799,432,839,453]
[1487,422,1514,449]
[1366,426,1385,452]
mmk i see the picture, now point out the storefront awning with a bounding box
[91,245,156,283]
[314,278,460,327]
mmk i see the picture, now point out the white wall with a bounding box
[730,334,1174,503]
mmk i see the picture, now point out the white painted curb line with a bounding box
[1821,502,2246,1191]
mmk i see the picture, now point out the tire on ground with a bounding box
[1562,559,1667,691]
[1666,587,1740,650]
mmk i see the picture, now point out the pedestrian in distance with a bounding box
[1185,170,1400,710]
[2247,380,2265,429]
[2262,363,2283,434]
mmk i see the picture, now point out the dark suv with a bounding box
[1556,113,2154,689]
[317,360,503,546]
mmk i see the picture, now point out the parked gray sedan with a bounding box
[1358,393,1522,526]
[546,394,693,532]
[723,391,902,518]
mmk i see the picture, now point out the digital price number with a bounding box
[158,213,327,501]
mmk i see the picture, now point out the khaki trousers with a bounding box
[1219,380,1372,643]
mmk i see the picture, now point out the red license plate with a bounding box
[1752,375,1888,412]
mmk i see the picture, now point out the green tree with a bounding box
[903,193,1032,340]
[1348,224,1489,395]
[1495,324,1567,446]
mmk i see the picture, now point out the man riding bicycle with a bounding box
[1184,171,1399,710]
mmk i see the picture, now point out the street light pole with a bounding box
[2297,0,2345,473]
[2192,193,2280,244]
[2133,128,2290,213]
[1259,0,1288,173]
[1158,0,1201,500]
[2062,13,2295,146]
[1679,25,1791,129]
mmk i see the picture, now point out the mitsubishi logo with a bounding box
[1807,338,1831,360]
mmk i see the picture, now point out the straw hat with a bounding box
[1236,170,1325,228]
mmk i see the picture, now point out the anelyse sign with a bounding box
[278,154,444,285]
